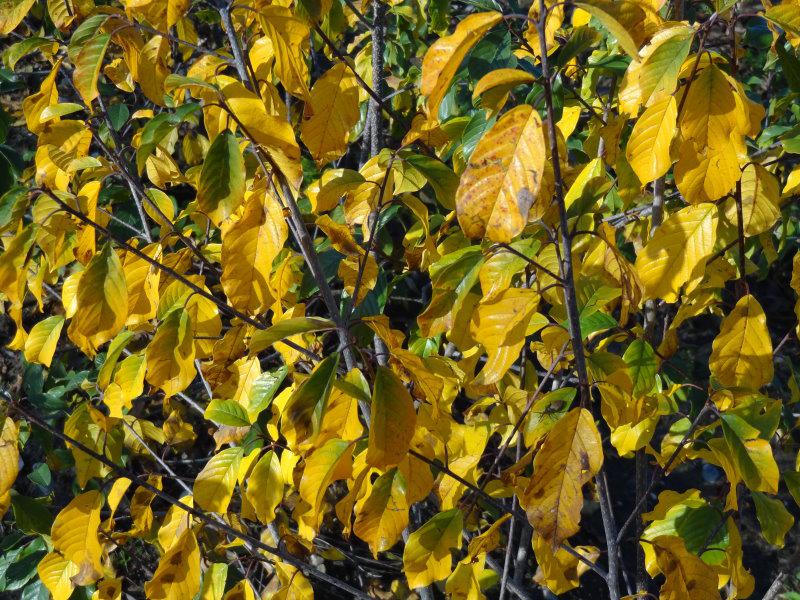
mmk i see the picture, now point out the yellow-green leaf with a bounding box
[521,408,603,547]
[197,131,245,226]
[298,437,354,518]
[193,447,244,513]
[23,315,64,367]
[403,508,464,589]
[751,491,794,548]
[73,33,111,105]
[455,104,546,243]
[67,244,128,357]
[709,294,773,390]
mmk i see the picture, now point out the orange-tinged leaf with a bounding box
[521,408,603,547]
[300,62,360,166]
[456,104,546,243]
[145,528,201,600]
[366,366,417,468]
[651,535,721,600]
[421,12,502,120]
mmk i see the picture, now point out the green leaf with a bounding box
[10,493,53,535]
[73,33,110,105]
[623,339,658,397]
[751,491,794,547]
[281,353,340,444]
[197,130,246,225]
[204,400,251,427]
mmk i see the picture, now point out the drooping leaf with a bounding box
[634,203,718,302]
[197,131,245,226]
[455,104,546,243]
[366,366,417,468]
[709,295,774,390]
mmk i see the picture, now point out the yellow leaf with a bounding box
[456,104,546,243]
[634,203,718,302]
[532,535,600,595]
[123,242,161,327]
[145,528,201,600]
[37,551,79,600]
[421,12,502,120]
[709,294,773,390]
[145,307,195,397]
[725,518,755,599]
[674,135,742,204]
[23,315,64,367]
[651,535,721,600]
[353,467,409,556]
[298,438,354,521]
[51,490,104,585]
[445,555,488,600]
[257,6,311,101]
[472,68,536,118]
[67,244,128,356]
[222,580,256,600]
[338,253,377,306]
[245,450,284,524]
[678,63,743,149]
[470,287,541,385]
[625,95,677,184]
[0,418,19,498]
[574,0,648,58]
[73,33,111,105]
[93,578,122,600]
[367,366,417,468]
[300,62,360,166]
[724,164,781,236]
[221,191,285,314]
[63,404,123,487]
[193,446,244,513]
[521,408,603,547]
[137,35,170,106]
[197,131,245,226]
[403,508,464,589]
[0,0,36,34]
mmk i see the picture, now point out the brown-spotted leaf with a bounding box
[521,407,603,547]
[456,104,546,243]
